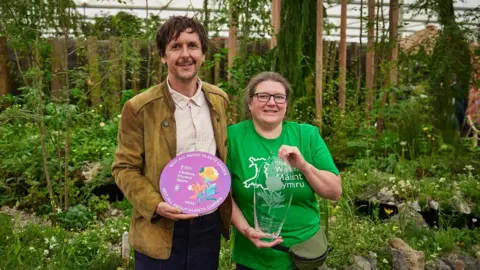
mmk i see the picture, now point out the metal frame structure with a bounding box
[76,0,479,42]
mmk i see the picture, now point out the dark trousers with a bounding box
[236,263,255,270]
[135,211,221,270]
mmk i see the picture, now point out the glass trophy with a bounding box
[253,155,294,242]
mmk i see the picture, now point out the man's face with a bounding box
[161,28,205,84]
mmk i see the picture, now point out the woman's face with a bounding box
[248,80,288,127]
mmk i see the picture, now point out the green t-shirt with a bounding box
[227,120,339,270]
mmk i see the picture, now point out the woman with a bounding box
[227,72,342,270]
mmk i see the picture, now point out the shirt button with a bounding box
[162,121,169,127]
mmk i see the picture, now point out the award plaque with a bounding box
[159,151,231,215]
[253,156,294,241]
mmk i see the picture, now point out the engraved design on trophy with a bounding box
[253,156,293,241]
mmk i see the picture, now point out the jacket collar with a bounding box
[157,79,219,114]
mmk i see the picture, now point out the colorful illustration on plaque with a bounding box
[188,166,219,204]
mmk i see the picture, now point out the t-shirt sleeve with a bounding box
[305,125,340,175]
[226,126,234,172]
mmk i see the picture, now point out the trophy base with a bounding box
[259,232,280,242]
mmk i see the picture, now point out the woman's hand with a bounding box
[278,145,308,171]
[243,227,283,248]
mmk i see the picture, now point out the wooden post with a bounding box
[122,232,130,259]
[227,3,238,80]
[322,40,330,89]
[132,39,141,94]
[108,37,122,115]
[270,0,282,49]
[228,0,238,121]
[214,38,222,85]
[327,42,337,88]
[121,39,127,92]
[87,37,101,107]
[50,37,66,100]
[315,0,324,129]
[338,0,347,111]
[0,37,10,99]
[388,0,399,104]
[366,0,376,115]
[152,44,164,85]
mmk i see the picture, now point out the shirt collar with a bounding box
[167,76,205,110]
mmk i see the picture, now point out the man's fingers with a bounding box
[160,203,181,213]
[171,213,198,220]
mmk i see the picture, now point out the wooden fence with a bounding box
[0,36,369,113]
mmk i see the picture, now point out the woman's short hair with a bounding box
[243,72,291,119]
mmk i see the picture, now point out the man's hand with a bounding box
[243,227,283,248]
[155,202,198,221]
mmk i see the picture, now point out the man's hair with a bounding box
[155,16,208,57]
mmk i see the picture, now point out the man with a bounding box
[112,16,232,269]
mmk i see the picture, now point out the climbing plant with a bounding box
[410,0,472,144]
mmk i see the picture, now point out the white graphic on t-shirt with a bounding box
[243,157,269,189]
[244,157,306,190]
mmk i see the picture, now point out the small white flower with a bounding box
[43,250,49,256]
[419,94,427,99]
[382,258,388,264]
[99,122,105,127]
[439,177,445,183]
[99,104,103,108]
[28,246,35,251]
[389,176,396,182]
[56,208,62,214]
[44,238,49,244]
[473,218,477,223]
[400,141,407,146]
[117,114,122,118]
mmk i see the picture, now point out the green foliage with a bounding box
[273,0,317,99]
[56,204,95,230]
[0,214,128,270]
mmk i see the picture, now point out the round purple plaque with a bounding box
[159,151,231,215]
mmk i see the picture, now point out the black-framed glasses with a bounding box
[252,93,287,104]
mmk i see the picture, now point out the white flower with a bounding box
[43,250,49,256]
[99,122,105,127]
[382,258,388,264]
[419,94,427,99]
[28,246,35,251]
[117,114,122,118]
[439,177,445,183]
[56,208,62,214]
[473,218,477,223]
[50,236,56,243]
[400,141,407,146]
[187,185,192,191]
[44,238,49,244]
[389,177,396,182]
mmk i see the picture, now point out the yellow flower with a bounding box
[384,208,394,215]
[423,127,428,131]
[392,225,398,231]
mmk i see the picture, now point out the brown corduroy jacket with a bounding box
[112,81,232,259]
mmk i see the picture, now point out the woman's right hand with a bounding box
[243,227,284,248]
